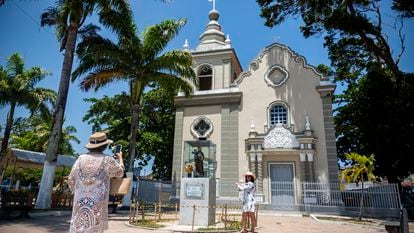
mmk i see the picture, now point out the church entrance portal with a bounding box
[269,163,295,209]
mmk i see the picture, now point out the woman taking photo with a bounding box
[236,171,257,233]
[68,132,124,233]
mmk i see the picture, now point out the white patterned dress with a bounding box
[237,182,256,213]
[68,153,124,233]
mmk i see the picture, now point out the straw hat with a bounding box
[244,171,256,180]
[84,132,113,149]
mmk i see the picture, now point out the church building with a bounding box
[171,7,339,205]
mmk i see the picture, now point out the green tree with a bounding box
[0,53,56,157]
[335,65,414,182]
[10,114,80,155]
[36,0,134,209]
[340,152,376,220]
[392,0,414,18]
[256,0,409,78]
[2,166,43,187]
[2,166,69,189]
[141,87,176,180]
[83,87,176,180]
[73,18,196,172]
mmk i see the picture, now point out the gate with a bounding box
[269,163,295,210]
[268,181,401,219]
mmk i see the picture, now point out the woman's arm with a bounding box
[237,182,255,191]
[68,158,80,192]
[106,153,124,178]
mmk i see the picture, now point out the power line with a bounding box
[12,1,56,38]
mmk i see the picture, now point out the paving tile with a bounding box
[0,211,390,233]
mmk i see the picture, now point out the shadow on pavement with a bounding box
[0,215,70,232]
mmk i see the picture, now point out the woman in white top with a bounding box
[68,132,124,233]
[236,171,257,233]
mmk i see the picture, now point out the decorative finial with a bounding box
[305,116,311,131]
[225,34,231,45]
[208,0,216,10]
[183,39,189,51]
[250,120,256,132]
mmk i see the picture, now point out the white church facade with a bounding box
[171,8,339,204]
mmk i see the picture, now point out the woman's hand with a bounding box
[115,152,123,160]
[115,152,124,168]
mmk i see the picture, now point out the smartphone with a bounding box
[114,144,122,154]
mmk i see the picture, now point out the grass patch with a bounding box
[131,220,165,228]
[197,221,241,232]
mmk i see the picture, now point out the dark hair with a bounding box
[87,144,108,153]
[245,175,255,183]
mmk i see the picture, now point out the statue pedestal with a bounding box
[179,178,216,226]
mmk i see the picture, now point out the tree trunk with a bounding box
[127,81,143,172]
[128,104,140,172]
[358,180,364,220]
[0,101,16,156]
[36,24,78,209]
[345,2,402,78]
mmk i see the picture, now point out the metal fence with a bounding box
[136,180,172,203]
[136,180,400,219]
[267,181,401,219]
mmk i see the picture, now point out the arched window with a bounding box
[269,104,288,126]
[197,65,212,91]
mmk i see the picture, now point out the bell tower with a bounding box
[172,4,243,200]
[182,6,242,92]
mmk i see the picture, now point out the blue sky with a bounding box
[1,0,413,162]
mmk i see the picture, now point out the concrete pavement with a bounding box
[0,211,391,233]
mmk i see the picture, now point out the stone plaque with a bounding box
[185,183,204,199]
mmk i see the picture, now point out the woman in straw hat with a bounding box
[236,171,257,233]
[68,132,124,233]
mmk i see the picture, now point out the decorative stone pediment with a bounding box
[264,124,299,149]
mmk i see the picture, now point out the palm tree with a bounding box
[340,152,376,220]
[10,114,80,154]
[73,18,196,172]
[0,53,56,157]
[36,0,134,209]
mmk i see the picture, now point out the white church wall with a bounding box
[237,45,330,183]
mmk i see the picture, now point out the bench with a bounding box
[0,191,35,219]
[51,193,73,209]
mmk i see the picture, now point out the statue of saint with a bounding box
[193,147,205,177]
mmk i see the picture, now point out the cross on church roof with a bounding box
[208,0,216,10]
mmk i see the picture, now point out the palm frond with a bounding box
[40,6,59,27]
[149,50,196,83]
[341,152,376,183]
[24,67,51,88]
[149,72,194,97]
[76,33,117,58]
[79,69,127,91]
[6,53,24,77]
[97,0,136,39]
[142,18,187,60]
[78,23,101,40]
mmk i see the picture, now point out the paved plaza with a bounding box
[0,211,394,233]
